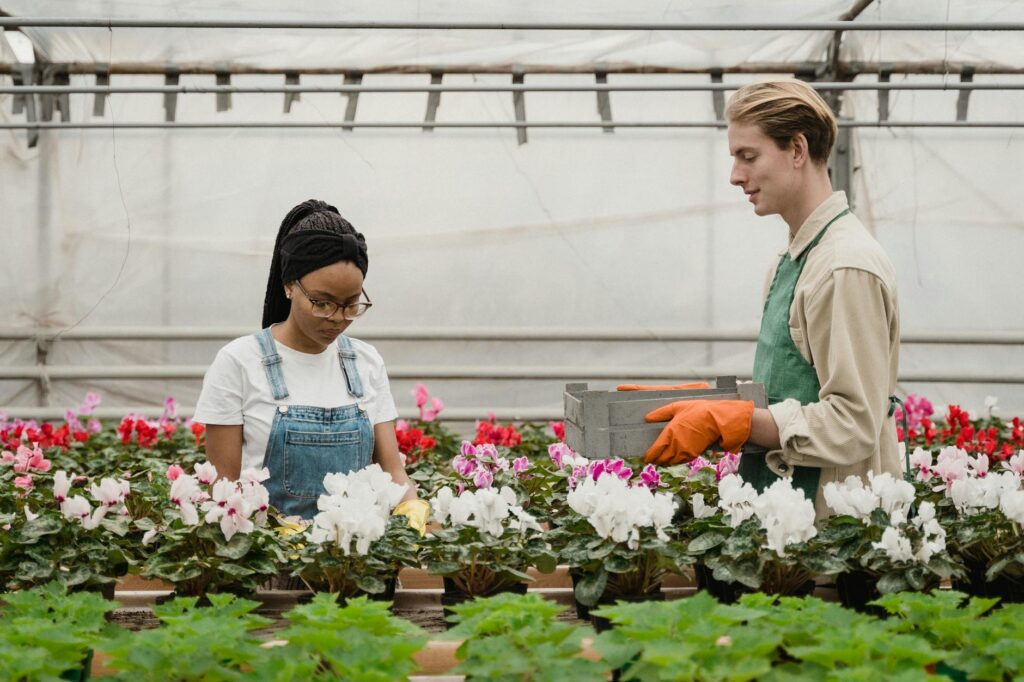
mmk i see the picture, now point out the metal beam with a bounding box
[4,120,1024,130]
[7,82,1024,95]
[1,365,1021,383]
[2,327,1022,345]
[0,406,563,422]
[3,18,1024,31]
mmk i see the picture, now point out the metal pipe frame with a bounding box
[0,365,1020,384]
[6,82,1024,95]
[0,406,558,422]
[4,120,1024,130]
[2,327,1022,345]
[7,62,1024,76]
[3,18,1024,31]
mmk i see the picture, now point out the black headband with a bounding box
[279,230,368,284]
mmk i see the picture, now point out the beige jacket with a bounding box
[761,192,902,518]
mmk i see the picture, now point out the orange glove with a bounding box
[617,382,711,391]
[643,400,755,466]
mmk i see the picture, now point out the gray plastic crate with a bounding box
[563,376,768,459]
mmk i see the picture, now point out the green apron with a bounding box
[738,209,849,501]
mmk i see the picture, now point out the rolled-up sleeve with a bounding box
[768,267,896,469]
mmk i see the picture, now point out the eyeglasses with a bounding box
[293,279,373,320]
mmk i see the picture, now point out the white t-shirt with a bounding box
[193,332,398,472]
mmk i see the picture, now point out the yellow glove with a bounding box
[392,499,430,536]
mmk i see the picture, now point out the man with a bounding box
[641,79,901,514]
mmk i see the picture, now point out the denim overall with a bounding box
[255,328,374,519]
[738,210,849,501]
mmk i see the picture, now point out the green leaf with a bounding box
[574,568,608,607]
[214,533,253,560]
[688,531,727,554]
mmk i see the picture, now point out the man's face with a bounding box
[728,122,797,218]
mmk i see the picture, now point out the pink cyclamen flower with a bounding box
[87,418,103,434]
[473,468,494,489]
[548,443,571,469]
[715,452,741,480]
[1,450,13,464]
[639,464,663,488]
[194,461,218,485]
[53,470,71,503]
[687,456,712,477]
[396,419,409,431]
[1004,452,1024,477]
[460,440,476,458]
[166,464,185,481]
[475,444,499,462]
[452,454,477,478]
[413,383,429,408]
[79,392,102,415]
[421,395,444,422]
[209,491,254,542]
[162,396,178,421]
[909,448,934,480]
[512,456,530,474]
[14,475,33,490]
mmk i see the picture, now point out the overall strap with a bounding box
[336,335,365,399]
[254,328,290,401]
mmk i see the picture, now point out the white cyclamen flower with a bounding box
[911,501,947,563]
[823,475,879,521]
[717,475,758,528]
[169,474,204,526]
[752,477,817,557]
[347,464,408,511]
[194,461,219,485]
[867,472,915,517]
[872,526,914,563]
[999,489,1024,525]
[52,470,71,503]
[430,487,455,525]
[690,493,718,519]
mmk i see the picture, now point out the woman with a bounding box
[193,199,428,530]
[642,80,901,516]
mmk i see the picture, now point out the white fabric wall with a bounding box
[1,0,1022,419]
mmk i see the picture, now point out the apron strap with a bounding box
[888,395,911,478]
[336,335,365,399]
[254,328,290,401]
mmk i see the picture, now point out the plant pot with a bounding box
[836,571,885,616]
[693,563,749,604]
[952,561,1024,604]
[440,576,528,629]
[296,576,398,606]
[590,590,666,634]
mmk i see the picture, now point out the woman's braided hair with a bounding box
[261,199,367,328]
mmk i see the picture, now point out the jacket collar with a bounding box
[786,191,850,259]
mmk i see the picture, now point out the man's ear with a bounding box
[790,133,810,169]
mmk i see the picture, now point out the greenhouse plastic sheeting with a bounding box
[1,1,1022,418]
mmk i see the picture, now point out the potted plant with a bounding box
[819,470,963,611]
[444,592,607,681]
[290,464,420,601]
[547,467,687,626]
[0,581,118,682]
[272,593,427,680]
[912,447,1024,602]
[685,474,845,602]
[421,483,556,619]
[98,593,277,681]
[0,461,132,596]
[134,462,288,599]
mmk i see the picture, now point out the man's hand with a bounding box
[643,400,755,466]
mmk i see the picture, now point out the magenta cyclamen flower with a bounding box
[512,456,530,474]
[79,392,102,415]
[638,464,663,488]
[413,383,429,409]
[162,396,178,422]
[687,456,712,476]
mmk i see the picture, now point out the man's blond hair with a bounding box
[725,80,837,165]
